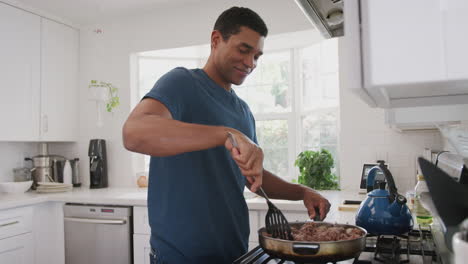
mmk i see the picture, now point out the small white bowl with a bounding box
[0,181,33,194]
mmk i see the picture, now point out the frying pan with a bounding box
[258,221,367,262]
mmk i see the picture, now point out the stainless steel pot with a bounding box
[258,221,367,262]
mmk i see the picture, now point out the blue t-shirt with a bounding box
[144,67,257,263]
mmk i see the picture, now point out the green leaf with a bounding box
[294,149,339,190]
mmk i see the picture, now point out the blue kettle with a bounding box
[355,161,413,235]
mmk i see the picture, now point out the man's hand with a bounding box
[302,188,331,221]
[225,131,264,192]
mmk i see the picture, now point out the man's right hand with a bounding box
[224,130,264,192]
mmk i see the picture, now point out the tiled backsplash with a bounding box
[0,142,38,182]
[0,142,79,183]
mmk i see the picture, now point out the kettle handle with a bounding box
[378,161,399,199]
[366,161,399,199]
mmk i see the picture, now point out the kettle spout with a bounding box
[388,195,407,217]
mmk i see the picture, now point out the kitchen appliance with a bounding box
[418,157,468,250]
[236,228,439,263]
[294,0,344,39]
[51,156,66,182]
[437,123,468,164]
[64,204,132,264]
[257,221,366,262]
[435,151,468,185]
[70,158,81,187]
[89,139,108,188]
[25,155,52,189]
[13,167,33,182]
[355,161,413,235]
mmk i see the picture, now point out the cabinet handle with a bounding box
[64,217,127,225]
[0,220,19,228]
[43,115,48,133]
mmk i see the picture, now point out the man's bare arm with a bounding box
[122,98,230,157]
[247,169,331,220]
[123,98,264,191]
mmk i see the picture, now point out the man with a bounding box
[123,6,331,264]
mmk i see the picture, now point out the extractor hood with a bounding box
[295,0,344,38]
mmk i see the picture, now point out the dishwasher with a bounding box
[64,203,132,264]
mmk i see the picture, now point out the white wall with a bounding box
[338,42,443,194]
[78,0,444,191]
[0,143,37,182]
[77,0,312,187]
[0,0,446,193]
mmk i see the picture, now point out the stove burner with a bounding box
[234,227,440,264]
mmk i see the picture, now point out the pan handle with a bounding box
[292,243,320,255]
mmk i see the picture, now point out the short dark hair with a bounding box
[214,7,268,40]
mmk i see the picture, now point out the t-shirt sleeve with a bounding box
[249,111,258,145]
[143,67,193,120]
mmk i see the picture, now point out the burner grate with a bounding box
[234,227,440,264]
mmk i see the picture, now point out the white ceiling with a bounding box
[15,0,202,25]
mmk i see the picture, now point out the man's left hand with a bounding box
[302,188,331,221]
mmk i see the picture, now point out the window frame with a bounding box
[132,31,340,183]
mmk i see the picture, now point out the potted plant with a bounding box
[88,80,120,113]
[294,149,339,190]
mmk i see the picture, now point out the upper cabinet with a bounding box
[41,18,79,141]
[0,3,41,141]
[0,3,78,141]
[343,0,468,109]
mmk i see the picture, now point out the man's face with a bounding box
[212,26,265,86]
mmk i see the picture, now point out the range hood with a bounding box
[295,0,344,38]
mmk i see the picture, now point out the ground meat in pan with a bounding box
[290,222,365,242]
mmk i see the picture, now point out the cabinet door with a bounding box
[0,232,34,264]
[445,0,468,80]
[0,3,40,141]
[134,234,151,264]
[362,0,445,87]
[40,18,78,141]
[248,210,259,243]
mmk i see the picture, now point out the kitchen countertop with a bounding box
[0,187,366,215]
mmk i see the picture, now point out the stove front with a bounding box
[234,228,440,264]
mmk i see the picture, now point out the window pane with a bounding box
[302,110,339,176]
[138,57,199,171]
[235,51,291,114]
[256,120,289,178]
[138,58,198,98]
[300,39,339,110]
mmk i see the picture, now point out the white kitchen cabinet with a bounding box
[134,206,151,264]
[0,203,64,264]
[33,202,65,264]
[343,0,468,109]
[0,206,34,264]
[445,0,468,80]
[134,234,151,264]
[0,232,34,264]
[0,2,41,141]
[0,2,79,141]
[248,210,260,246]
[40,18,79,141]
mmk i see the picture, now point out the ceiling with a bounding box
[15,0,202,25]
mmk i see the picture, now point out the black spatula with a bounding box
[258,187,293,240]
[227,132,293,240]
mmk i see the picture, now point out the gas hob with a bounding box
[234,228,440,264]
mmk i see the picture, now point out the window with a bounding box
[234,37,339,182]
[134,30,339,183]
